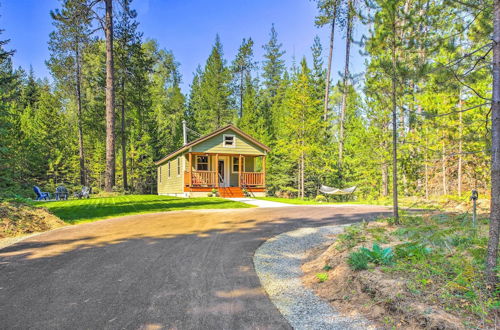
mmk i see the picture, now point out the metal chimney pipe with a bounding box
[182,120,187,145]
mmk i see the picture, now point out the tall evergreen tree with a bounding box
[261,25,286,139]
[231,38,256,118]
[48,0,92,186]
[314,0,342,120]
[115,0,142,190]
[194,35,233,133]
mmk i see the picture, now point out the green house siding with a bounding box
[191,129,266,155]
[157,155,184,194]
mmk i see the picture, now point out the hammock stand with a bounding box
[319,185,357,195]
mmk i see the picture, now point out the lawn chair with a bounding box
[74,186,91,199]
[33,186,50,201]
[55,185,69,200]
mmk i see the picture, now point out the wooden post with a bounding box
[188,153,192,187]
[262,155,266,187]
[238,155,242,187]
[215,154,219,188]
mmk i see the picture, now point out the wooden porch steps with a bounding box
[219,187,245,198]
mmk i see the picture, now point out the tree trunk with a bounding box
[300,150,305,199]
[486,0,500,286]
[338,0,353,173]
[442,137,447,195]
[391,12,399,223]
[121,81,127,190]
[382,162,388,196]
[458,97,463,197]
[104,0,116,192]
[75,44,86,186]
[239,71,244,118]
[323,2,338,121]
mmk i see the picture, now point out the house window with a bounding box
[159,166,162,182]
[177,157,181,176]
[168,161,171,178]
[196,156,209,171]
[232,157,244,173]
[223,134,235,147]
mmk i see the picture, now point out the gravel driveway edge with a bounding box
[253,225,375,329]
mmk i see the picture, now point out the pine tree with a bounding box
[314,0,342,120]
[261,25,286,139]
[48,0,92,186]
[115,0,142,190]
[232,38,256,118]
[194,35,233,133]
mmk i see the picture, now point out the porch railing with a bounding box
[241,172,265,187]
[187,171,217,187]
[185,170,265,187]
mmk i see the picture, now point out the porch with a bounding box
[183,152,266,189]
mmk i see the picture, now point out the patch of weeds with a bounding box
[336,224,366,250]
[316,273,329,282]
[347,251,369,270]
[360,243,394,265]
[348,243,393,270]
[400,215,424,226]
[394,242,431,261]
[322,264,333,271]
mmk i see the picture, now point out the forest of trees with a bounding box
[0,0,494,201]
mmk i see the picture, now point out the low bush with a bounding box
[315,195,327,203]
[347,250,369,270]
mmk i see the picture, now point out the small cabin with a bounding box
[155,125,270,198]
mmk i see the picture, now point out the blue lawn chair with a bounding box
[33,186,50,201]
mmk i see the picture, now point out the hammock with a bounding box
[319,185,357,195]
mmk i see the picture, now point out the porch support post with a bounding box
[215,154,219,188]
[188,152,192,187]
[238,155,242,187]
[262,155,266,187]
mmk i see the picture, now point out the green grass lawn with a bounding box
[33,195,253,224]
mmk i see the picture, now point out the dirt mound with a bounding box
[302,221,482,329]
[0,201,66,238]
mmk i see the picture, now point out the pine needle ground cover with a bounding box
[302,214,499,329]
[33,195,253,224]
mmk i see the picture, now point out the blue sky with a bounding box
[1,0,366,92]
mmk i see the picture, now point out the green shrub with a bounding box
[359,243,394,265]
[315,195,327,203]
[348,251,369,270]
[316,272,329,282]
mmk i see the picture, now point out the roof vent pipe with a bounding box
[182,120,187,146]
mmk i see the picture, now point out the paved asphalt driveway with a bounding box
[0,205,389,330]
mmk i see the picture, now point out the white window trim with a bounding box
[195,155,209,171]
[231,156,245,173]
[223,134,236,148]
[177,157,181,177]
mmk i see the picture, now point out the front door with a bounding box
[218,160,225,187]
[218,158,230,187]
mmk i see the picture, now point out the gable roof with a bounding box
[154,124,270,165]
